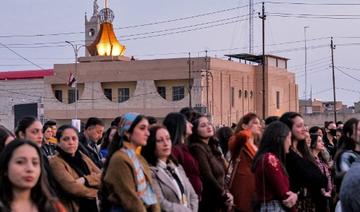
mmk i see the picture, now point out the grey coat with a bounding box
[151,162,198,212]
[340,158,360,212]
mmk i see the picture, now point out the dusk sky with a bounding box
[1,0,360,105]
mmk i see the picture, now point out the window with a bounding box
[276,91,280,109]
[157,86,166,99]
[104,88,112,101]
[238,90,242,98]
[231,87,235,107]
[118,88,130,103]
[68,89,79,104]
[172,86,185,101]
[89,28,95,37]
[244,90,248,98]
[55,90,62,102]
[250,91,253,98]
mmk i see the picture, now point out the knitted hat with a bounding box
[119,112,140,136]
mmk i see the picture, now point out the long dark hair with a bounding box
[334,118,359,167]
[189,115,222,157]
[215,127,233,155]
[252,121,290,173]
[0,126,14,154]
[15,116,38,138]
[141,125,178,167]
[279,112,315,164]
[163,112,187,146]
[100,126,117,150]
[0,139,58,211]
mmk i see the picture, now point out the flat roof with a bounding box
[225,53,289,63]
[0,69,54,80]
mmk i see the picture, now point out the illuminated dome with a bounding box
[86,5,126,56]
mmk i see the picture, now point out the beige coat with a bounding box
[49,152,101,211]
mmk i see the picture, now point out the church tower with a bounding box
[85,0,100,56]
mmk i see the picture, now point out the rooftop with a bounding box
[0,69,54,80]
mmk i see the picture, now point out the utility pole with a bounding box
[304,26,309,113]
[205,50,209,115]
[188,52,192,108]
[330,37,337,122]
[65,41,83,121]
[259,2,266,120]
[249,0,254,54]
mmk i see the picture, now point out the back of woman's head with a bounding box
[56,125,79,141]
[279,112,302,130]
[100,126,117,150]
[253,121,290,170]
[0,139,56,211]
[336,118,359,160]
[15,117,38,138]
[309,126,321,135]
[215,127,233,154]
[235,113,258,133]
[179,107,199,122]
[0,126,14,154]
[163,112,187,146]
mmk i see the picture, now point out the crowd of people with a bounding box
[0,108,358,212]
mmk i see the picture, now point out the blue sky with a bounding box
[1,0,360,106]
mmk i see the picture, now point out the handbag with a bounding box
[225,148,243,188]
[259,156,287,212]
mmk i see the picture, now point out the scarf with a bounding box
[122,143,157,206]
[56,147,90,177]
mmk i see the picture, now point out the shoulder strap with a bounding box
[226,148,243,188]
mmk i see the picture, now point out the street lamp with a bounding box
[304,26,309,113]
[65,41,84,121]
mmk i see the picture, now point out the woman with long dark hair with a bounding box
[141,125,198,212]
[163,112,202,197]
[333,118,360,209]
[252,121,297,212]
[189,115,232,212]
[0,139,65,212]
[279,112,327,212]
[334,118,360,180]
[309,134,333,211]
[50,125,101,212]
[15,116,67,207]
[100,112,160,212]
[99,126,117,158]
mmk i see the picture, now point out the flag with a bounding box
[68,72,76,88]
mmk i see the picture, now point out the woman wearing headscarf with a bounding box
[100,112,160,212]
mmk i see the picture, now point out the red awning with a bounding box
[0,69,54,80]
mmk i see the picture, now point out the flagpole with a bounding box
[65,41,83,121]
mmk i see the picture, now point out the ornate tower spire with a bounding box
[86,0,126,56]
[93,0,99,16]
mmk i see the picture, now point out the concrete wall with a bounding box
[0,78,44,130]
[303,113,360,127]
